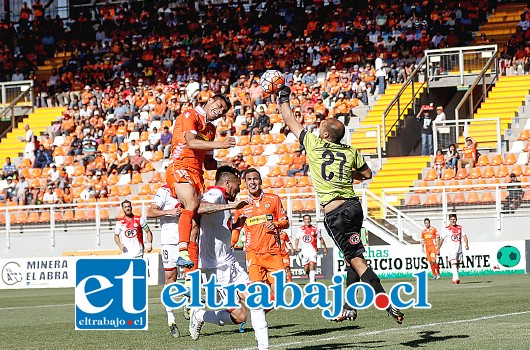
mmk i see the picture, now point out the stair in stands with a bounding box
[368,156,431,196]
[0,107,64,160]
[463,75,530,149]
[473,3,526,44]
[35,53,71,83]
[351,84,425,154]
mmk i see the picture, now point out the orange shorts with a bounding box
[425,247,437,262]
[166,164,204,197]
[246,251,284,285]
[281,253,291,267]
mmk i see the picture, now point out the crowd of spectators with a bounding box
[0,0,506,206]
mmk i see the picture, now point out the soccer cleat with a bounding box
[239,321,246,333]
[176,251,194,268]
[331,308,357,322]
[189,309,204,340]
[452,279,460,284]
[387,306,404,324]
[183,304,191,320]
[434,275,441,280]
[169,323,180,338]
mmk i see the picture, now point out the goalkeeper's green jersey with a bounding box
[300,130,366,206]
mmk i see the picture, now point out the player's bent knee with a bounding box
[230,308,247,324]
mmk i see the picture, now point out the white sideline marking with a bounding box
[0,298,163,311]
[232,310,530,350]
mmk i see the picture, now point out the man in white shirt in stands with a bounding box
[42,185,59,204]
[147,185,182,338]
[188,166,269,350]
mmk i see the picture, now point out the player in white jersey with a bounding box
[439,214,469,284]
[114,200,152,258]
[147,185,182,337]
[188,166,270,350]
[295,215,328,283]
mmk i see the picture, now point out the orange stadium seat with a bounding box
[100,209,110,220]
[107,174,119,185]
[29,168,41,178]
[74,210,86,221]
[495,165,509,178]
[455,168,468,180]
[19,158,32,169]
[63,156,74,166]
[275,144,288,154]
[451,192,465,204]
[273,134,286,144]
[62,210,74,221]
[255,156,267,166]
[86,210,96,220]
[424,169,438,181]
[475,179,487,190]
[284,177,297,188]
[270,114,281,124]
[245,156,255,167]
[480,191,494,203]
[142,163,154,173]
[423,194,439,206]
[149,172,163,183]
[237,135,250,146]
[465,192,479,204]
[476,155,489,167]
[461,179,473,191]
[15,212,28,224]
[278,154,290,165]
[216,149,229,158]
[27,212,40,223]
[467,167,482,179]
[261,177,271,189]
[73,166,85,177]
[431,180,445,193]
[482,167,495,178]
[250,135,262,145]
[152,151,163,161]
[120,143,129,152]
[119,185,132,196]
[441,169,455,181]
[518,129,530,141]
[108,186,120,197]
[523,190,530,201]
[292,200,304,213]
[489,154,503,166]
[139,131,149,142]
[415,181,429,193]
[267,166,281,177]
[252,145,264,156]
[138,184,151,195]
[271,177,284,188]
[304,200,316,212]
[511,165,523,176]
[241,146,252,156]
[72,177,84,187]
[407,195,421,206]
[262,134,273,144]
[504,154,517,165]
[108,143,118,153]
[297,176,310,187]
[524,165,530,177]
[53,147,65,156]
[39,211,51,223]
[19,168,30,179]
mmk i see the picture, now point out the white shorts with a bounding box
[448,251,463,264]
[300,251,318,266]
[161,244,179,271]
[201,262,250,306]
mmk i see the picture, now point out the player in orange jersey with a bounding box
[279,231,295,282]
[166,95,235,268]
[420,218,440,280]
[234,168,290,285]
[233,168,290,350]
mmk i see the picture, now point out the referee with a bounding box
[277,86,404,324]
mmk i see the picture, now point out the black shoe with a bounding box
[387,306,404,324]
[331,308,357,322]
[169,323,180,338]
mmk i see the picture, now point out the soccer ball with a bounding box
[496,245,521,268]
[259,70,285,94]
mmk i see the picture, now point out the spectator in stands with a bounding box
[14,175,29,204]
[375,52,387,95]
[255,107,272,135]
[232,153,248,173]
[93,171,108,198]
[218,114,234,137]
[434,106,446,123]
[241,110,257,136]
[68,134,82,156]
[21,186,35,206]
[46,164,61,188]
[248,80,264,107]
[2,157,18,180]
[288,149,308,177]
[21,124,35,159]
[302,67,318,87]
[61,186,73,204]
[445,144,459,170]
[351,78,369,105]
[147,127,161,152]
[43,185,59,204]
[417,108,434,156]
[58,167,70,189]
[1,177,16,202]
[459,137,478,171]
[80,185,95,202]
[433,149,446,178]
[80,136,97,167]
[128,139,140,157]
[33,145,52,168]
[129,149,148,172]
[160,126,172,159]
[107,148,130,175]
[503,173,523,214]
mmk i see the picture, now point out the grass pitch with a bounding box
[0,274,529,350]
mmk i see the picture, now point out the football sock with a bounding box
[178,209,194,248]
[430,264,437,276]
[433,263,440,276]
[309,270,316,283]
[287,271,292,282]
[165,305,175,325]
[345,266,360,310]
[200,310,235,326]
[185,241,199,273]
[451,263,459,281]
[250,309,269,350]
[360,267,386,295]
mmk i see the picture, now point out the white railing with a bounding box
[382,182,529,232]
[347,124,382,170]
[432,118,502,153]
[0,80,33,111]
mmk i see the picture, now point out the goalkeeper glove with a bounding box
[277,85,291,105]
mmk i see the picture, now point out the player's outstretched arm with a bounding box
[277,86,304,139]
[184,132,236,150]
[147,203,181,218]
[352,164,372,181]
[197,199,248,215]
